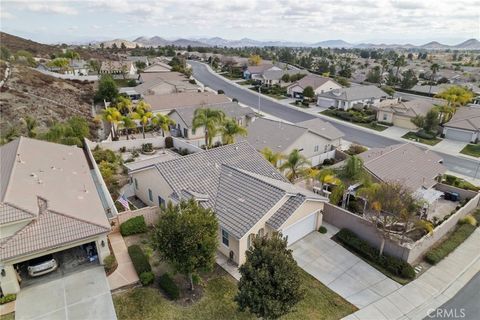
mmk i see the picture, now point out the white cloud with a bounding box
[22,2,78,15]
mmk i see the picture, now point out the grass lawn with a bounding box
[319,110,388,132]
[1,313,14,320]
[401,132,442,146]
[290,102,309,109]
[113,268,356,320]
[460,144,480,157]
[114,79,135,87]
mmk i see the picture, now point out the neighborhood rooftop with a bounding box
[378,99,436,117]
[444,106,480,131]
[318,85,388,101]
[143,91,231,112]
[358,143,447,191]
[291,74,339,90]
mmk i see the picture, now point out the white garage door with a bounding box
[445,129,474,142]
[282,212,317,245]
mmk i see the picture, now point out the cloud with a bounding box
[23,3,78,15]
[0,10,15,19]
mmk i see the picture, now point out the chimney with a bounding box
[37,197,48,215]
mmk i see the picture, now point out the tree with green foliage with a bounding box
[434,105,455,124]
[192,108,225,148]
[281,73,290,83]
[21,116,37,138]
[366,66,382,84]
[115,96,133,115]
[279,149,310,182]
[95,75,119,102]
[131,101,153,139]
[429,63,440,94]
[153,199,218,290]
[435,86,474,107]
[423,109,440,133]
[61,50,80,60]
[40,116,90,146]
[302,86,315,99]
[14,50,35,66]
[98,107,122,139]
[0,46,11,60]
[393,55,406,84]
[338,155,366,183]
[235,232,304,319]
[119,116,136,140]
[47,58,71,73]
[400,69,418,89]
[220,117,248,145]
[380,85,395,96]
[152,113,175,137]
[88,59,101,74]
[335,76,350,87]
[261,147,284,168]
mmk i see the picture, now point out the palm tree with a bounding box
[115,96,133,115]
[119,116,136,140]
[98,107,122,139]
[428,63,440,95]
[220,118,247,145]
[316,168,341,191]
[279,149,311,182]
[191,108,225,149]
[152,113,175,137]
[261,147,284,168]
[22,116,37,138]
[131,101,153,139]
[434,105,455,124]
[435,86,474,108]
[393,55,406,84]
[302,167,321,189]
[380,59,389,81]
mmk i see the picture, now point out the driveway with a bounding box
[15,266,117,320]
[290,226,401,308]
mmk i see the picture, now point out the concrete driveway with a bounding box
[15,266,117,320]
[290,225,401,308]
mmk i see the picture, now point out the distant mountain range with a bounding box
[97,36,480,50]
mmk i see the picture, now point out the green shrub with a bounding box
[415,129,436,140]
[337,229,415,279]
[140,271,155,286]
[165,136,174,148]
[425,224,476,265]
[159,273,180,300]
[0,294,16,304]
[459,215,477,226]
[318,226,328,234]
[128,245,151,275]
[92,147,118,164]
[103,254,117,273]
[120,216,147,236]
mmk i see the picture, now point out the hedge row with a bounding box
[120,216,147,236]
[337,229,416,279]
[159,273,180,300]
[127,245,151,275]
[0,294,16,305]
[425,223,476,265]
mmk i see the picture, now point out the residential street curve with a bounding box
[189,60,480,179]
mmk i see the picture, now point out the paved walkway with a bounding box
[290,224,401,308]
[216,253,241,280]
[344,229,480,320]
[16,266,117,320]
[107,232,139,291]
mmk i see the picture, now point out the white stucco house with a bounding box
[317,85,389,110]
[287,74,342,99]
[443,106,480,143]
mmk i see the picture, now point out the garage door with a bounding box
[445,129,474,142]
[282,212,317,245]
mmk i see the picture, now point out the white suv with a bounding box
[27,254,58,277]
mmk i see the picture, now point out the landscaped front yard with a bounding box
[320,109,389,132]
[460,144,480,157]
[113,267,356,320]
[402,131,442,146]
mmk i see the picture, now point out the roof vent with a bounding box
[30,173,37,178]
[17,153,26,164]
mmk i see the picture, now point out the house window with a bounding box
[134,178,138,189]
[148,189,153,202]
[222,229,229,247]
[158,196,165,208]
[383,114,388,121]
[247,234,255,248]
[258,228,265,237]
[314,145,319,152]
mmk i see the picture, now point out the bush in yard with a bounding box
[425,223,476,265]
[318,226,328,234]
[140,271,155,286]
[103,254,117,273]
[415,129,436,140]
[120,216,147,236]
[218,89,225,94]
[165,136,174,148]
[459,215,477,226]
[336,229,415,279]
[128,245,151,275]
[0,294,16,304]
[159,273,180,300]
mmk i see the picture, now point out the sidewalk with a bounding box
[343,229,480,320]
[197,63,480,163]
[107,232,139,291]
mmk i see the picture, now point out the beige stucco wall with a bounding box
[280,200,324,231]
[377,110,394,123]
[217,229,241,264]
[315,81,342,94]
[284,131,337,162]
[131,168,173,207]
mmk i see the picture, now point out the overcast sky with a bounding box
[1,0,479,45]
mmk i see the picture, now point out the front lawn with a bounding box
[113,267,356,320]
[402,131,442,146]
[356,122,389,132]
[460,144,480,157]
[320,109,388,132]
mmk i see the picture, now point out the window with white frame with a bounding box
[222,229,229,246]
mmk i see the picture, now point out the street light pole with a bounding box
[258,86,261,115]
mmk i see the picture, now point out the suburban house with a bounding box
[376,99,436,129]
[0,138,112,294]
[100,60,137,76]
[126,56,149,66]
[168,102,255,143]
[142,62,172,73]
[241,117,344,166]
[243,64,281,80]
[443,106,480,142]
[144,91,231,114]
[127,141,327,265]
[260,70,308,86]
[39,59,89,76]
[133,73,200,97]
[357,143,447,217]
[138,71,187,84]
[287,75,342,99]
[317,85,390,110]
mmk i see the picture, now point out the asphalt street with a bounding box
[189,60,480,179]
